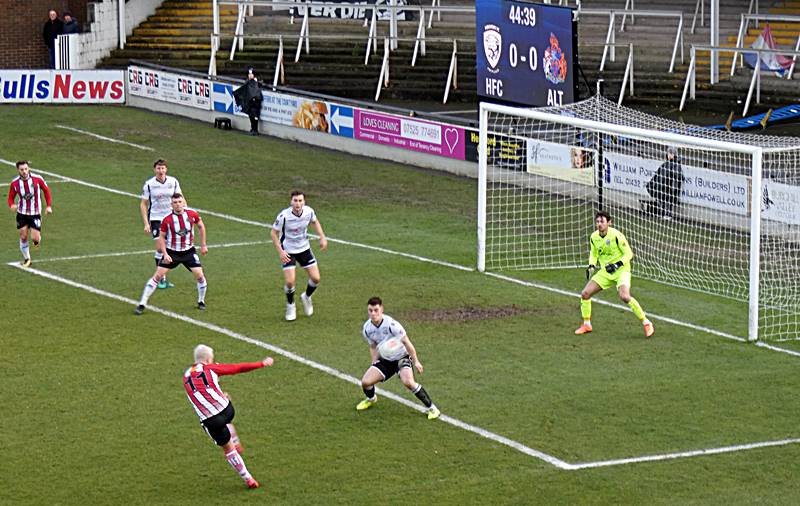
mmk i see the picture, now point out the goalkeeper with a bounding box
[575,211,655,337]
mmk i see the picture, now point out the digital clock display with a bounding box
[476,0,576,107]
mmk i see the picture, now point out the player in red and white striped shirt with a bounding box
[7,160,52,267]
[184,344,274,489]
[135,193,208,314]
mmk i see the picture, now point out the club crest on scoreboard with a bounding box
[483,24,502,72]
[543,32,568,84]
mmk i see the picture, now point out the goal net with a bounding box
[478,96,800,342]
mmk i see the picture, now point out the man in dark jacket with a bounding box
[42,10,64,68]
[63,11,79,34]
[645,146,683,219]
[233,68,263,135]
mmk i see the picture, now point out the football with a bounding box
[377,337,406,361]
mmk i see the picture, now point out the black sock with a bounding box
[413,385,433,408]
[286,287,295,304]
[363,386,375,400]
[305,283,317,297]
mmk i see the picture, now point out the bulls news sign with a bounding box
[0,70,125,104]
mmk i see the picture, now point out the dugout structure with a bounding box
[477,96,800,342]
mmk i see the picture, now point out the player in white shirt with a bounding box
[140,159,183,289]
[356,297,440,420]
[270,191,328,321]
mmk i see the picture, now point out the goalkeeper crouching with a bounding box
[575,211,655,338]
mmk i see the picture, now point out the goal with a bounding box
[477,96,800,342]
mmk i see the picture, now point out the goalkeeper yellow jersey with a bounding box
[588,227,634,270]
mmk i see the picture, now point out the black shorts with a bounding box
[150,220,162,240]
[282,248,316,269]
[16,213,41,231]
[370,355,413,382]
[159,247,202,270]
[202,402,235,446]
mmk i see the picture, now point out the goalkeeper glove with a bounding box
[586,265,599,280]
[605,261,624,274]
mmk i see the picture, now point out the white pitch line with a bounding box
[6,262,572,470]
[54,125,155,151]
[4,158,800,359]
[9,260,800,469]
[0,180,72,187]
[569,437,800,470]
[484,271,749,343]
[26,240,271,264]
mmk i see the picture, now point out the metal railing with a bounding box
[579,8,684,73]
[730,13,800,76]
[681,44,800,115]
[443,39,458,104]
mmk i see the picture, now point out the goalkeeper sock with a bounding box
[627,297,646,321]
[580,299,592,322]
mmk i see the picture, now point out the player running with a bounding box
[270,191,327,321]
[183,344,274,489]
[7,160,52,267]
[140,159,182,289]
[135,193,207,314]
[356,297,440,420]
[575,211,654,337]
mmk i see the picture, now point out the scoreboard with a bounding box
[476,0,577,107]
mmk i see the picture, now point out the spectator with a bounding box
[233,68,263,135]
[62,11,79,34]
[644,146,684,220]
[42,10,64,69]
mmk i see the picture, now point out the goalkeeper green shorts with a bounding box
[592,269,631,290]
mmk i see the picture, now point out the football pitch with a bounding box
[2,105,799,505]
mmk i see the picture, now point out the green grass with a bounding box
[1,105,799,505]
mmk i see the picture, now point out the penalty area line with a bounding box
[6,262,572,470]
[569,437,800,470]
[21,240,272,264]
[3,158,798,358]
[9,262,800,470]
[54,125,155,151]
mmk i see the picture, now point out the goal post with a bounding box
[476,98,793,342]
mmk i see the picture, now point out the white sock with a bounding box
[197,278,207,303]
[20,240,30,260]
[139,278,158,306]
[225,449,252,481]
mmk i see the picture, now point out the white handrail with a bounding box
[669,14,684,73]
[412,7,426,66]
[273,35,285,87]
[600,13,616,71]
[443,39,457,104]
[682,44,800,113]
[743,57,760,116]
[294,7,309,62]
[618,43,634,106]
[365,8,377,64]
[679,46,696,111]
[427,0,440,29]
[789,35,800,80]
[229,3,246,61]
[375,38,390,101]
[208,34,219,76]
[691,0,705,34]
[620,0,634,31]
[729,13,800,76]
